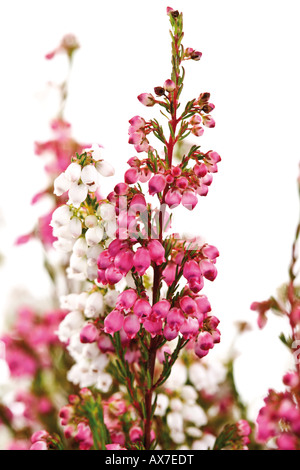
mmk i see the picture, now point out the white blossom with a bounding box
[84,292,104,318]
[68,183,88,208]
[54,172,71,196]
[65,162,82,183]
[85,226,104,246]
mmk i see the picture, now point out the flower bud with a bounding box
[123,314,140,339]
[80,323,98,343]
[68,183,88,208]
[148,174,167,195]
[138,93,156,107]
[95,160,115,177]
[164,79,176,92]
[104,310,124,335]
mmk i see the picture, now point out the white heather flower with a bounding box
[54,172,71,196]
[104,290,119,308]
[50,205,72,229]
[69,217,82,238]
[67,266,87,281]
[164,361,188,390]
[68,183,88,208]
[75,292,89,311]
[60,293,80,311]
[181,385,198,404]
[191,434,216,450]
[73,237,88,257]
[98,203,115,221]
[69,253,87,276]
[84,292,104,318]
[85,215,99,228]
[87,245,103,266]
[182,404,207,427]
[154,394,169,417]
[65,162,82,183]
[95,160,115,177]
[169,398,183,412]
[105,220,117,238]
[53,238,74,253]
[167,411,184,433]
[85,226,104,246]
[95,373,113,393]
[87,264,98,281]
[53,224,74,240]
[85,143,103,162]
[186,427,202,438]
[81,164,99,191]
[56,311,85,343]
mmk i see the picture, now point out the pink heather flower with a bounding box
[250,300,271,329]
[123,314,140,339]
[162,262,177,286]
[108,239,124,256]
[202,244,219,260]
[237,420,251,438]
[157,344,172,363]
[191,126,204,137]
[180,317,199,339]
[148,174,167,195]
[138,93,156,107]
[97,250,112,269]
[31,430,49,444]
[197,183,209,197]
[30,441,48,450]
[165,189,182,208]
[179,295,198,315]
[114,249,134,275]
[116,289,138,309]
[164,79,176,92]
[143,317,163,337]
[148,240,166,265]
[194,162,208,178]
[167,308,185,331]
[98,334,115,353]
[183,260,201,281]
[80,323,99,344]
[129,115,146,129]
[128,131,144,145]
[194,343,209,359]
[114,182,129,195]
[199,259,218,281]
[276,434,297,450]
[152,299,171,319]
[75,422,93,450]
[202,115,215,128]
[176,176,189,190]
[106,444,127,450]
[104,310,124,335]
[59,405,73,426]
[133,298,152,319]
[105,266,123,285]
[124,168,140,184]
[129,426,143,443]
[163,324,179,341]
[181,190,198,210]
[197,331,214,350]
[283,371,299,388]
[133,247,151,275]
[129,193,147,213]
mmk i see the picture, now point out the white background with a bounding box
[1,0,300,419]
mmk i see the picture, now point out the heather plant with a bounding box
[251,166,300,450]
[0,7,257,452]
[28,7,253,451]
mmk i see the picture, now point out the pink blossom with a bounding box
[133,247,151,275]
[148,240,166,264]
[123,314,140,339]
[124,168,140,184]
[164,79,176,92]
[129,194,147,212]
[181,190,198,210]
[97,250,112,269]
[167,308,185,331]
[199,259,218,281]
[105,266,123,285]
[163,324,179,341]
[133,298,152,319]
[179,295,197,315]
[143,317,163,337]
[117,289,138,309]
[162,262,177,286]
[138,93,156,107]
[98,334,115,353]
[129,426,143,442]
[31,430,49,443]
[104,310,124,335]
[129,115,146,129]
[194,162,208,178]
[202,244,219,260]
[148,174,167,195]
[80,323,99,343]
[165,189,182,208]
[202,115,215,128]
[276,434,297,450]
[30,441,48,450]
[106,444,127,450]
[180,317,199,339]
[152,300,171,319]
[114,249,134,275]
